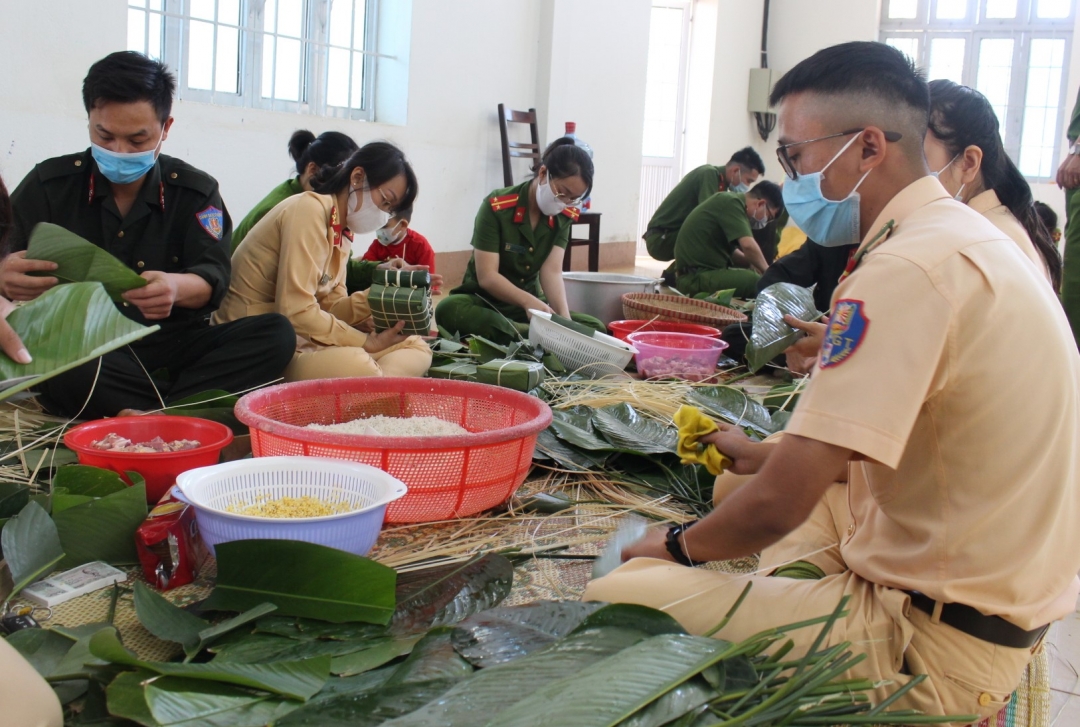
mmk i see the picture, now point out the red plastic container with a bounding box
[235,378,552,523]
[607,319,721,342]
[64,416,234,502]
[627,331,730,381]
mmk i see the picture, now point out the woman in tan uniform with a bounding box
[925,79,1062,290]
[213,141,432,380]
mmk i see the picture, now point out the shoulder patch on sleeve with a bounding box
[489,193,519,212]
[820,299,869,369]
[196,205,225,241]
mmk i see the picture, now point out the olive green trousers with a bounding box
[435,294,605,346]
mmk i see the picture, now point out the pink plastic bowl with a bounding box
[627,331,730,381]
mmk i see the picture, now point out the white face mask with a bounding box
[536,172,567,216]
[750,205,770,230]
[931,154,965,200]
[346,186,390,234]
[375,221,405,246]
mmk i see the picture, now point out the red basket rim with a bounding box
[235,378,552,449]
[63,415,234,458]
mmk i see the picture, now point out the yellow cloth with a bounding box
[673,405,732,475]
[777,223,808,258]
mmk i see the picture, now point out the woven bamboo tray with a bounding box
[621,293,748,327]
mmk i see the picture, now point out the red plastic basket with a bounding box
[64,415,234,503]
[234,378,552,523]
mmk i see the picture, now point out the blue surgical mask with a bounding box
[91,131,163,185]
[781,134,870,248]
[731,182,750,194]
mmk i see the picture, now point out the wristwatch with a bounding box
[665,520,703,567]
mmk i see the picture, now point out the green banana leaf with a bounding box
[49,625,112,681]
[487,633,733,727]
[390,553,514,635]
[26,222,148,300]
[89,627,329,701]
[383,628,473,686]
[145,676,302,727]
[4,626,77,678]
[383,626,654,727]
[548,407,615,451]
[451,601,604,668]
[132,581,277,661]
[1,501,64,601]
[570,603,687,637]
[106,669,162,727]
[0,482,29,518]
[53,465,130,497]
[208,633,302,664]
[273,619,386,642]
[744,282,820,373]
[468,335,510,364]
[330,635,421,676]
[53,481,147,568]
[276,677,461,727]
[605,676,715,727]
[686,386,775,437]
[203,539,397,625]
[0,282,160,402]
[771,410,792,431]
[592,403,678,455]
[535,429,609,471]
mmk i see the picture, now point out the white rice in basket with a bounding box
[305,415,469,437]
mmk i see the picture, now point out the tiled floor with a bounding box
[1049,608,1080,724]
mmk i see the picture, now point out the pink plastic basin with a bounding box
[627,331,730,381]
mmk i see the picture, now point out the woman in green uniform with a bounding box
[436,138,605,344]
[233,130,357,251]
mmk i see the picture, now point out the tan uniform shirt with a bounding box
[212,192,371,352]
[787,176,1080,630]
[968,189,1052,285]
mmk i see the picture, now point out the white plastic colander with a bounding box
[173,456,407,556]
[528,310,637,378]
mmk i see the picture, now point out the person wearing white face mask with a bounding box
[436,138,605,345]
[214,141,433,381]
[359,205,438,292]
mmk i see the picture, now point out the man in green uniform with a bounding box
[436,177,604,345]
[1056,87,1080,347]
[643,147,766,263]
[1,51,295,419]
[673,181,784,298]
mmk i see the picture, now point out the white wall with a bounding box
[0,0,650,255]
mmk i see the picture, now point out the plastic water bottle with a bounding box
[564,122,593,158]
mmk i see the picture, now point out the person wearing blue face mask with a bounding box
[586,41,1080,724]
[0,51,296,419]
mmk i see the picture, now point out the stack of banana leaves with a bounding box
[4,530,971,726]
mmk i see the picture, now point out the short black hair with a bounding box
[1034,201,1058,232]
[83,51,176,123]
[288,130,359,176]
[311,140,418,215]
[729,146,765,175]
[535,137,594,198]
[748,180,784,213]
[770,41,929,125]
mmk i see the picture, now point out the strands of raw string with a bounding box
[127,345,167,412]
[140,379,284,415]
[776,373,807,412]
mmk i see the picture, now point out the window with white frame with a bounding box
[127,0,377,120]
[880,0,1075,180]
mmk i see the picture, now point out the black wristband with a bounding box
[665,520,702,567]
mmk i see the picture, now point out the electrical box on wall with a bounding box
[748,68,774,113]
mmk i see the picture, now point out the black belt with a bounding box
[904,591,1047,649]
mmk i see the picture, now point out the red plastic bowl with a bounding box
[607,319,721,342]
[64,415,234,503]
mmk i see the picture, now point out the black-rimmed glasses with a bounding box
[776,128,903,180]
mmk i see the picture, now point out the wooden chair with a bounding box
[496,103,601,272]
[497,104,541,187]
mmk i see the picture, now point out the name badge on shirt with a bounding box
[820,299,869,369]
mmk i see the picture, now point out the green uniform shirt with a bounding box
[450,179,575,314]
[1068,86,1080,142]
[646,164,727,237]
[10,149,231,332]
[232,177,303,251]
[674,191,752,273]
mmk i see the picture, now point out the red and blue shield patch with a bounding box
[820,299,869,369]
[196,205,224,241]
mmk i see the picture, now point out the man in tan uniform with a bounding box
[584,41,1080,725]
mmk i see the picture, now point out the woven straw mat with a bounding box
[622,293,748,327]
